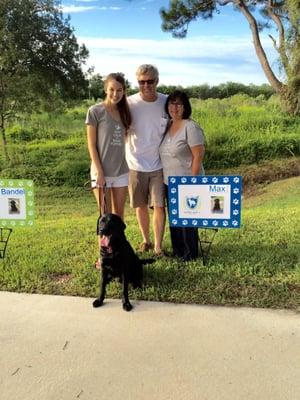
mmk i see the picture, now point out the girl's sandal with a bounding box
[94,258,101,270]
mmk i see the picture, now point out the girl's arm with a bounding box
[86,125,105,187]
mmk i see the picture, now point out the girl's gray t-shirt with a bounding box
[159,119,205,185]
[85,103,128,177]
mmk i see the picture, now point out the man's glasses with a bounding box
[138,79,155,85]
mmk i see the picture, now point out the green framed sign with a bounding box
[0,179,34,227]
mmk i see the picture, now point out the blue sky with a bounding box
[61,0,280,88]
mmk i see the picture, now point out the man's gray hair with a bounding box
[136,64,159,81]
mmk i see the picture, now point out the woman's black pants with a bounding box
[165,184,199,261]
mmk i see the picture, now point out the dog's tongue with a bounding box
[100,235,112,253]
[100,235,110,247]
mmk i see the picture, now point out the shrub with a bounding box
[8,125,38,142]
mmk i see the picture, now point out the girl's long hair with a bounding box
[104,73,132,134]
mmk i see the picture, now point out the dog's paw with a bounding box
[122,302,133,312]
[93,298,104,308]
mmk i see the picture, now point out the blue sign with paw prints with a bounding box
[168,176,242,228]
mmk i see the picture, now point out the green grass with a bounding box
[191,95,300,169]
[1,95,299,185]
[0,95,299,308]
[1,176,299,309]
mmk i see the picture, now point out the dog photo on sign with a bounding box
[211,196,224,214]
[8,198,20,214]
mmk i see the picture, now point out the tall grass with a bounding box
[1,95,299,185]
[192,95,300,169]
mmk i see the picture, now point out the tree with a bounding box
[160,0,300,114]
[283,0,300,113]
[88,73,105,100]
[157,84,183,95]
[87,73,133,99]
[0,0,89,160]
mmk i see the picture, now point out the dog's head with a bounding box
[97,213,126,243]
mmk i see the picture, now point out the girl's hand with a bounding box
[95,171,106,188]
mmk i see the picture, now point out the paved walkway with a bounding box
[0,291,299,400]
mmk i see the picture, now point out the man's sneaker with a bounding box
[154,250,166,258]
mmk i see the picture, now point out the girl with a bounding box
[86,73,131,267]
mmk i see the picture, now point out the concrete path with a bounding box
[0,291,299,400]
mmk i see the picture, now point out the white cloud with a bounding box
[79,35,278,86]
[62,5,97,13]
[62,5,121,13]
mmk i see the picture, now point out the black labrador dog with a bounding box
[93,213,153,311]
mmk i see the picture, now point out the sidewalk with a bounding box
[0,291,299,400]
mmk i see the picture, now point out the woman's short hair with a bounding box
[165,90,192,119]
[136,64,159,81]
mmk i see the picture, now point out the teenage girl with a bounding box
[86,73,131,267]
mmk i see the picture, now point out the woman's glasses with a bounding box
[169,102,183,107]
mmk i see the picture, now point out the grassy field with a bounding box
[0,175,299,310]
[0,96,299,308]
[191,95,300,169]
[1,95,299,185]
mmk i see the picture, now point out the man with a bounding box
[126,64,168,256]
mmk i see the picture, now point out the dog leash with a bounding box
[98,184,107,218]
[84,180,108,218]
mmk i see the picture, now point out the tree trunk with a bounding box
[267,3,289,76]
[281,86,300,116]
[237,1,284,94]
[0,123,10,162]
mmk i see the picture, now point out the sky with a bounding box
[61,0,280,88]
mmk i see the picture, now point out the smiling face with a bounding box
[105,79,125,105]
[168,98,184,121]
[137,73,158,102]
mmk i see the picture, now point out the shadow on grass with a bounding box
[1,238,299,309]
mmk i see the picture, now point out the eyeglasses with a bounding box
[138,79,155,85]
[169,102,183,107]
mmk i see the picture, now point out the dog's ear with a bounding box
[116,215,126,230]
[111,214,126,231]
[96,216,101,236]
[120,219,126,231]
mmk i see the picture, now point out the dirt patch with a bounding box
[50,273,72,284]
[207,157,300,197]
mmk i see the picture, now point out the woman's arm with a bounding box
[86,125,105,187]
[190,144,205,175]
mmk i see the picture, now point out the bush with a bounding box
[8,125,38,142]
[53,158,90,186]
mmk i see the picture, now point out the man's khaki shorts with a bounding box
[128,169,165,208]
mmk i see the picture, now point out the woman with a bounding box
[86,73,131,267]
[159,90,205,261]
